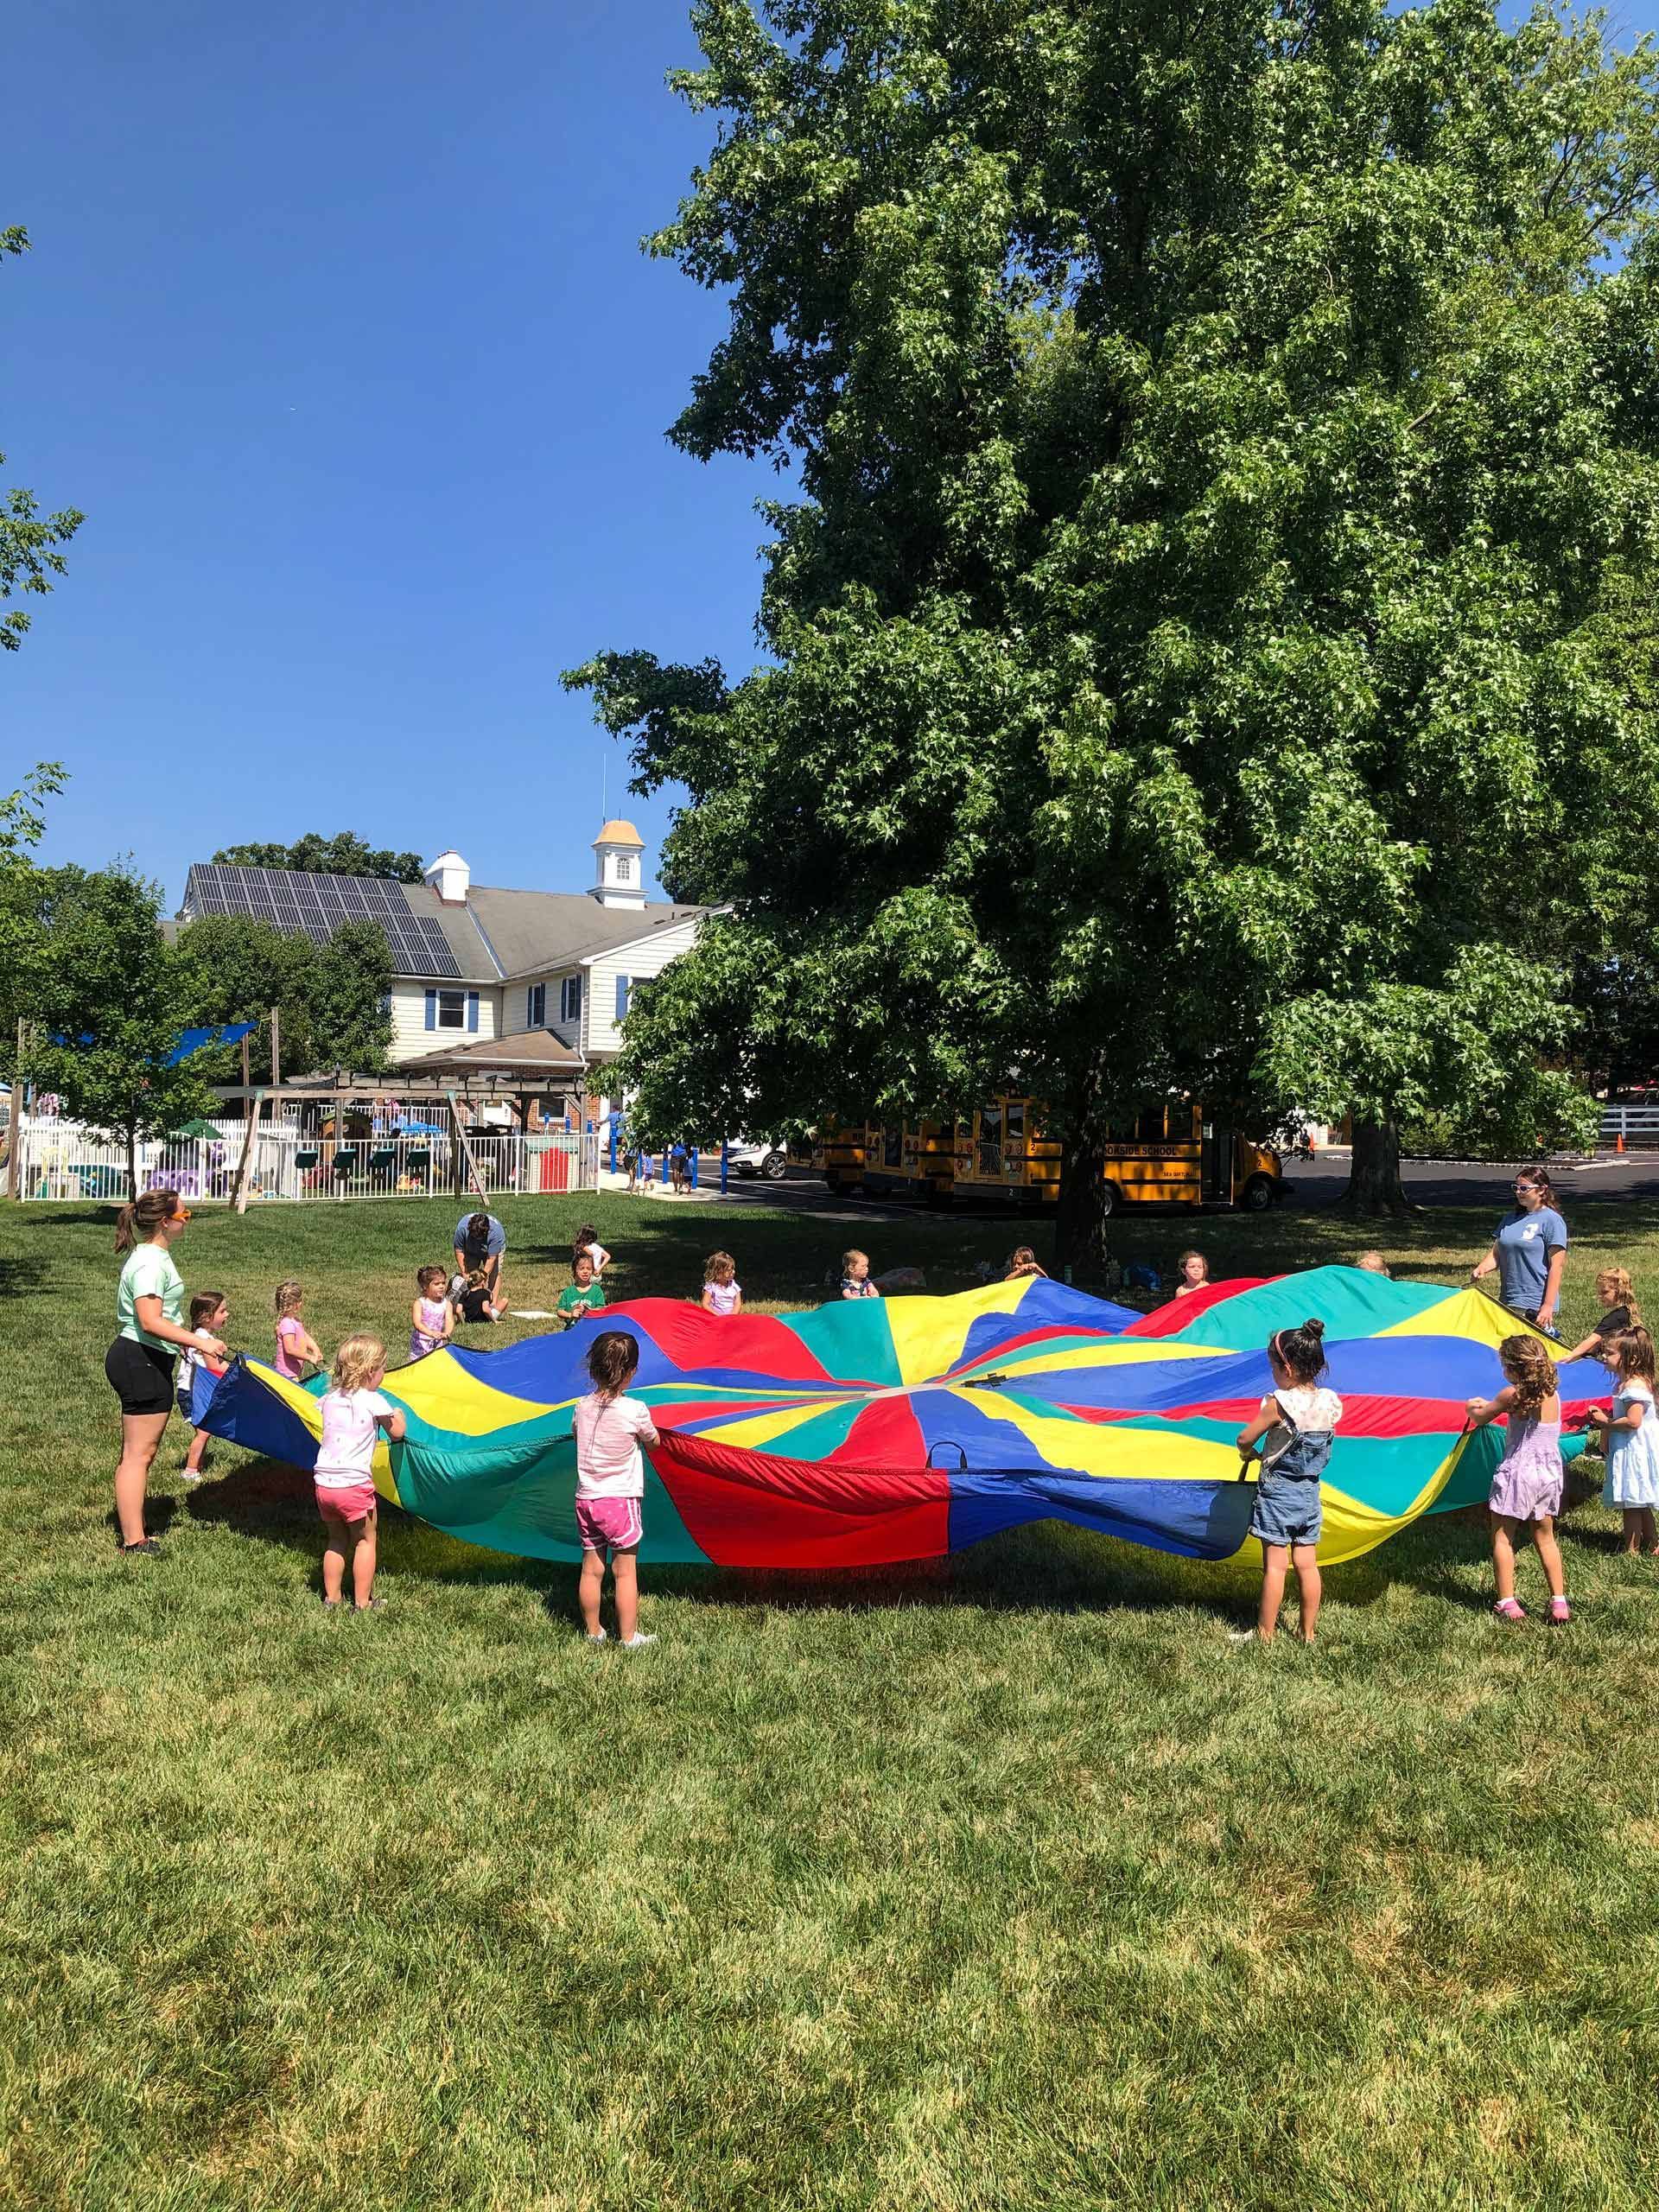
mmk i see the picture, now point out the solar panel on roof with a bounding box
[181,863,462,976]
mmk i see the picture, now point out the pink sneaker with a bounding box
[1548,1594,1571,1626]
[1494,1597,1526,1624]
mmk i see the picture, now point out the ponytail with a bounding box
[115,1188,178,1255]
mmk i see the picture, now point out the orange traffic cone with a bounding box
[1618,1132,1626,1154]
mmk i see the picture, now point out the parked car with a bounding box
[728,1136,790,1180]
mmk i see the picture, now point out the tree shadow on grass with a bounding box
[0,1255,50,1300]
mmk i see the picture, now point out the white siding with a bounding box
[584,917,703,1056]
[387,979,500,1065]
[505,972,581,1034]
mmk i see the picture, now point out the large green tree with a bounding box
[570,0,1659,1245]
[22,868,216,1197]
[211,832,424,883]
[169,915,321,1082]
[308,919,394,1075]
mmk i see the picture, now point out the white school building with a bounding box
[175,821,711,1122]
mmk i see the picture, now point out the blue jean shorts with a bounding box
[1251,1471,1323,1548]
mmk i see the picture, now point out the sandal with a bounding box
[1548,1594,1571,1626]
[1493,1597,1526,1624]
[119,1537,161,1555]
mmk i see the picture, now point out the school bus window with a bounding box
[1135,1107,1166,1142]
[1005,1101,1026,1147]
[883,1126,901,1168]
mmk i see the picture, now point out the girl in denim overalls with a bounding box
[1234,1319,1344,1645]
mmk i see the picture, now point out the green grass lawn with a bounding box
[4,1189,1659,2210]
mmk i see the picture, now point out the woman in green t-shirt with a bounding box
[106,1188,227,1554]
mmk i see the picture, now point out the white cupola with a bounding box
[590,819,647,910]
[424,849,471,905]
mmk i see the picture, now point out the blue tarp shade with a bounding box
[165,1024,257,1065]
[49,1022,256,1064]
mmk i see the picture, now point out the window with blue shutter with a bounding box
[561,976,582,1025]
[424,988,437,1032]
[615,975,631,1022]
[466,990,480,1033]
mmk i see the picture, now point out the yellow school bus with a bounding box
[944,1096,1283,1212]
[861,1120,956,1204]
[812,1126,868,1193]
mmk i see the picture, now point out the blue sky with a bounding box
[4,0,773,906]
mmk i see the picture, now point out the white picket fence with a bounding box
[1599,1104,1659,1151]
[10,1116,599,1204]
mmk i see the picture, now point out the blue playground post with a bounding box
[608,1122,617,1173]
[720,1137,729,1195]
[690,1146,699,1190]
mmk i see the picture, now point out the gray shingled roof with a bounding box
[464,886,708,982]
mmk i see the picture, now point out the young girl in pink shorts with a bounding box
[314,1334,405,1611]
[573,1332,660,1649]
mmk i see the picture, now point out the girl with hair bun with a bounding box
[1466,1336,1569,1624]
[1233,1319,1343,1644]
[105,1188,227,1553]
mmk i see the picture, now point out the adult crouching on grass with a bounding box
[106,1189,227,1554]
[1471,1165,1567,1338]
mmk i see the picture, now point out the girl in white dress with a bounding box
[1583,1325,1659,1554]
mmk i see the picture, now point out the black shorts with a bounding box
[105,1335,176,1416]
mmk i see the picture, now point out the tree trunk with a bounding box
[1055,1140,1113,1278]
[1342,1114,1411,1215]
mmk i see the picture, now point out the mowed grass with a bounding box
[4,1186,1659,2211]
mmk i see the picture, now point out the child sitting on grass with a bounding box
[1466,1335,1569,1626]
[556,1251,608,1330]
[314,1334,404,1611]
[574,1332,659,1648]
[701,1251,743,1314]
[841,1249,880,1300]
[1004,1246,1046,1281]
[178,1290,230,1480]
[1582,1324,1659,1556]
[1232,1319,1342,1646]
[410,1265,453,1360]
[273,1279,324,1379]
[1173,1250,1210,1299]
[1355,1250,1391,1275]
[454,1265,505,1326]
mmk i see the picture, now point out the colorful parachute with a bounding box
[197,1266,1599,1571]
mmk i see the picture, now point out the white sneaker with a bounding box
[1227,1629,1261,1644]
[618,1631,658,1649]
[586,1629,607,1643]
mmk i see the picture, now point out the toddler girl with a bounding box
[841,1249,880,1300]
[1466,1335,1569,1624]
[556,1251,608,1329]
[702,1251,743,1314]
[273,1279,323,1380]
[314,1334,405,1610]
[1583,1324,1659,1554]
[573,1332,660,1648]
[410,1265,453,1360]
[574,1223,613,1277]
[178,1290,230,1479]
[1560,1267,1641,1366]
[1233,1319,1342,1644]
[454,1265,505,1325]
[1174,1250,1210,1299]
[1004,1246,1047,1281]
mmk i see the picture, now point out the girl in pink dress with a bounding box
[700,1251,743,1316]
[272,1278,324,1380]
[1465,1335,1569,1625]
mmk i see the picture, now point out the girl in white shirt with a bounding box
[314,1334,405,1611]
[573,1332,660,1649]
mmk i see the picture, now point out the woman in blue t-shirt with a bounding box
[1471,1165,1567,1337]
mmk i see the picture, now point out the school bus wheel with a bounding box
[1241,1173,1277,1211]
[1099,1179,1119,1217]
